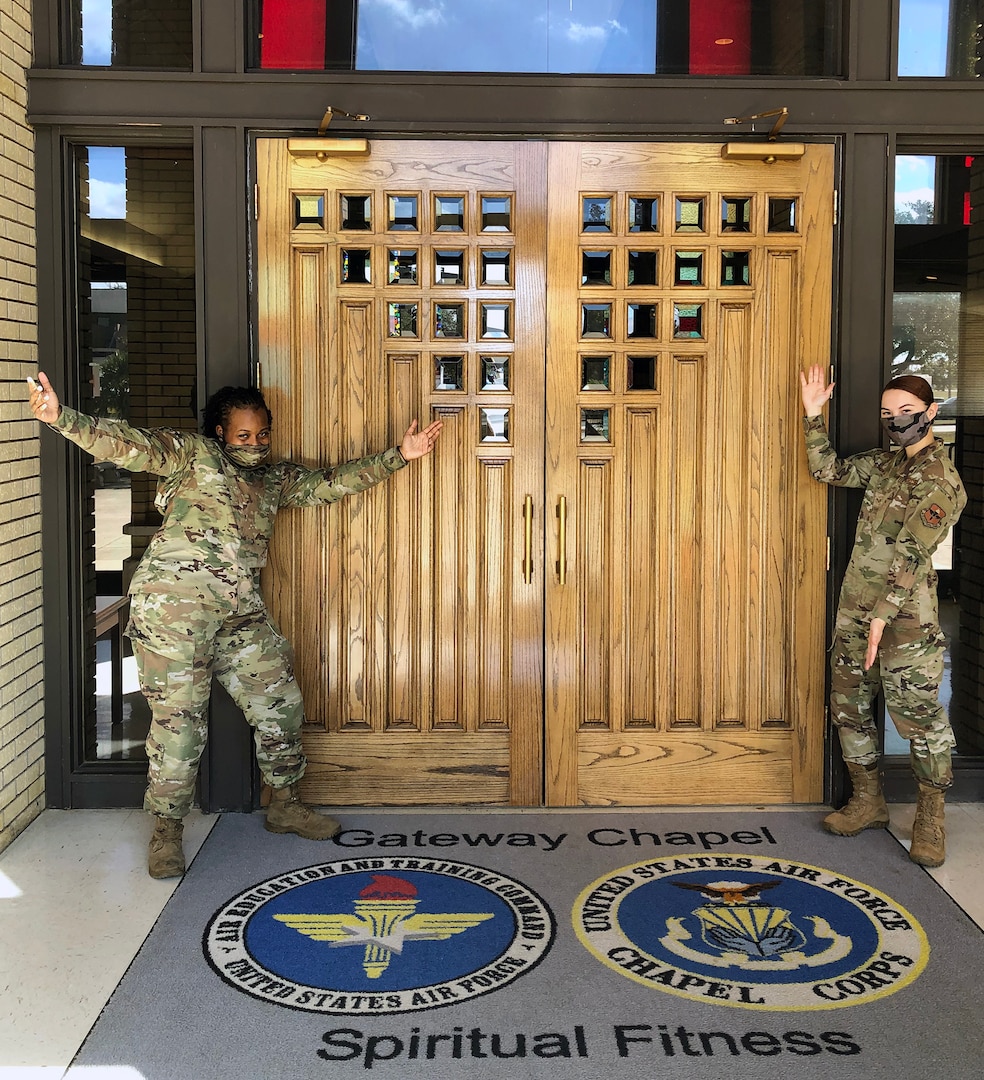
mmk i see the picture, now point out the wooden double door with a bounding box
[256,139,832,807]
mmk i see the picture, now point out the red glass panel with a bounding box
[260,0,326,70]
[689,0,751,75]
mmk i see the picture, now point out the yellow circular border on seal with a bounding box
[572,853,929,1011]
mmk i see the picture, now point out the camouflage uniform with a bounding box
[803,415,967,787]
[52,406,407,817]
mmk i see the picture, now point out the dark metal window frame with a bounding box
[28,0,984,809]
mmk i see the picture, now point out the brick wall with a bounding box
[0,0,43,853]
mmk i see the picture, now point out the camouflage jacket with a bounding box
[802,415,966,625]
[53,406,407,611]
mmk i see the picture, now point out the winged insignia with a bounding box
[274,912,494,953]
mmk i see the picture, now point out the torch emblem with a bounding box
[274,874,494,979]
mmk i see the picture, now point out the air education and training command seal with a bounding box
[204,857,553,1015]
[574,854,928,1011]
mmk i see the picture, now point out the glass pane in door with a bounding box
[76,144,197,764]
[888,151,984,761]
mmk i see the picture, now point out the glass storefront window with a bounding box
[898,0,983,78]
[70,0,193,68]
[250,0,841,77]
[75,143,197,763]
[887,151,984,760]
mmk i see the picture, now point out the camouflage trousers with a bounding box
[127,594,307,818]
[830,609,955,788]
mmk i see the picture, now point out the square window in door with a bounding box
[722,197,752,232]
[674,251,704,286]
[481,249,511,285]
[581,409,610,442]
[629,196,659,232]
[389,249,418,284]
[582,250,613,285]
[768,197,798,232]
[628,356,657,390]
[673,303,704,339]
[628,250,658,286]
[582,196,613,232]
[481,355,510,390]
[340,194,371,230]
[388,303,418,338]
[581,303,612,338]
[675,197,706,232]
[293,194,324,229]
[481,303,512,339]
[581,356,611,390]
[481,196,512,232]
[341,249,371,283]
[628,303,658,338]
[435,356,464,391]
[721,250,751,286]
[388,195,418,231]
[434,250,465,285]
[435,195,465,231]
[479,407,510,443]
[434,303,465,338]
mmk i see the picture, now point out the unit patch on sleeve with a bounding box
[921,503,946,528]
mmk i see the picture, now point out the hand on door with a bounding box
[399,418,444,461]
[800,364,835,418]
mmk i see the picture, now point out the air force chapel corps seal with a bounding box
[574,854,928,1010]
[204,857,553,1014]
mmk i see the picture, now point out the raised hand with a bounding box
[28,370,61,424]
[800,364,835,418]
[399,417,444,461]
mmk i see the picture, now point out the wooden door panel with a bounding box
[577,732,793,804]
[543,143,832,805]
[257,139,832,808]
[257,140,546,806]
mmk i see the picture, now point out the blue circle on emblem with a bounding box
[204,858,555,1014]
[617,871,879,985]
[246,872,516,991]
[573,855,929,1010]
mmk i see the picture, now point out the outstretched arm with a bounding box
[280,417,445,507]
[28,369,191,475]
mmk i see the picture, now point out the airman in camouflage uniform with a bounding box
[801,365,966,867]
[30,373,441,878]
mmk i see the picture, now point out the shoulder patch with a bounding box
[921,503,946,528]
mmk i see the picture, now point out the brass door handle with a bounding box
[523,495,534,584]
[557,495,567,584]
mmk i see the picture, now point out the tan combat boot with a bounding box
[909,783,946,867]
[148,815,185,879]
[265,783,340,840]
[822,761,890,836]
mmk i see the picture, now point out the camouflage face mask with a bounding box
[222,443,271,468]
[880,409,932,447]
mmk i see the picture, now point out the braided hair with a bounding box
[202,386,272,440]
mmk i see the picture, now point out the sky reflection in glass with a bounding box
[356,0,656,74]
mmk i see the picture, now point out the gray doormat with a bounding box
[68,810,984,1079]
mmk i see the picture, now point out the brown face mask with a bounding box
[880,409,932,447]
